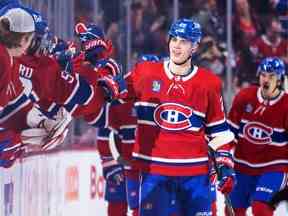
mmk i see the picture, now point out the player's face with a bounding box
[169,36,197,64]
[16,33,34,57]
[259,71,280,98]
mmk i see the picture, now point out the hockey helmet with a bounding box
[168,18,202,44]
[257,57,286,80]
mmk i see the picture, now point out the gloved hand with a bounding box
[95,58,121,76]
[0,139,24,168]
[74,22,114,63]
[214,151,236,194]
[103,164,125,186]
[97,73,127,101]
[25,107,72,150]
[94,58,125,101]
[217,165,236,194]
[38,107,71,145]
[21,127,69,151]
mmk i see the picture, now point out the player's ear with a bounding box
[191,43,199,54]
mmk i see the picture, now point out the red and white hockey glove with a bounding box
[24,107,72,150]
[214,151,236,194]
[75,22,114,61]
[21,127,69,151]
[39,107,72,140]
[103,164,125,186]
[97,74,128,102]
[95,58,121,77]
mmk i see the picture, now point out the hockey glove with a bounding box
[103,164,125,186]
[97,73,128,101]
[25,107,71,150]
[38,107,72,147]
[75,22,113,62]
[95,58,121,76]
[21,128,69,151]
[215,151,236,194]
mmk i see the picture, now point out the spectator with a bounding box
[249,17,288,64]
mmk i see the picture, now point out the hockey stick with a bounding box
[208,146,235,216]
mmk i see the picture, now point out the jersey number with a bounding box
[61,71,74,84]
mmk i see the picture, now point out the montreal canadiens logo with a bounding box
[153,103,193,130]
[243,122,273,144]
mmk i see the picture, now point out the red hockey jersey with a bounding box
[15,54,108,118]
[124,60,230,176]
[228,85,288,175]
[0,44,33,131]
[15,55,96,114]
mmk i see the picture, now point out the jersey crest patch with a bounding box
[243,121,273,144]
[245,104,253,113]
[152,80,161,92]
[153,103,193,130]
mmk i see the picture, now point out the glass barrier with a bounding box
[18,0,288,145]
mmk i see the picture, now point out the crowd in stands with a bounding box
[75,0,287,91]
[22,0,287,91]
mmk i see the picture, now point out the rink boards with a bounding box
[0,148,287,216]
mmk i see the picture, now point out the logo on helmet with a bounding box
[168,18,202,44]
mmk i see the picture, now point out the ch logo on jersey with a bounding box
[243,122,273,144]
[153,103,193,131]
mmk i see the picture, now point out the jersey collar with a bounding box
[163,59,198,81]
[257,87,284,106]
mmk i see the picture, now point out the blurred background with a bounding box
[21,0,288,146]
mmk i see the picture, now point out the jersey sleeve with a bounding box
[0,61,10,109]
[227,90,246,138]
[122,64,142,102]
[82,101,120,129]
[38,58,95,112]
[205,78,229,137]
[0,56,35,131]
[71,84,106,119]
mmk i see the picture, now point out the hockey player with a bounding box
[0,7,71,167]
[86,55,160,216]
[103,18,236,216]
[14,17,122,154]
[0,7,36,129]
[90,101,136,216]
[227,57,288,216]
[0,7,70,134]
